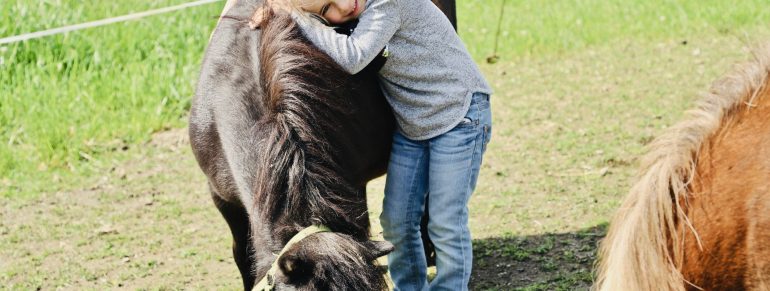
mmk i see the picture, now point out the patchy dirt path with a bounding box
[1,129,243,290]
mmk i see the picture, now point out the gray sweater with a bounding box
[294,0,492,140]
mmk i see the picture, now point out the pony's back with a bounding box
[595,47,770,290]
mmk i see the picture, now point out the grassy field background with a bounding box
[2,0,770,289]
[1,0,220,197]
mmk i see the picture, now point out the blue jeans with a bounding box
[381,92,492,291]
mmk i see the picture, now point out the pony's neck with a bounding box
[254,11,370,245]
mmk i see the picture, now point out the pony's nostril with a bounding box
[377,264,389,274]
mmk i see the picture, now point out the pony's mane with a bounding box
[594,46,770,291]
[252,10,366,242]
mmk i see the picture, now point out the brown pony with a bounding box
[594,47,770,290]
[190,0,456,289]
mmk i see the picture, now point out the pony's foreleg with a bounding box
[211,187,256,290]
[356,186,372,236]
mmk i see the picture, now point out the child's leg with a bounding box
[381,131,430,291]
[427,92,492,291]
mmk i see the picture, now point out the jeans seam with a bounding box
[460,147,478,289]
[405,145,425,289]
[459,104,483,290]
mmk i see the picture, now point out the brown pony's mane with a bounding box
[251,10,366,242]
[594,46,770,291]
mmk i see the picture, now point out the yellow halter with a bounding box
[252,225,332,291]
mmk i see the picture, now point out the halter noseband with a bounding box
[252,225,331,291]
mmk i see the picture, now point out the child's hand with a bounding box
[241,0,294,29]
[265,0,293,14]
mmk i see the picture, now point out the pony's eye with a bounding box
[320,4,330,16]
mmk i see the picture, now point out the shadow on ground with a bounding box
[469,224,607,291]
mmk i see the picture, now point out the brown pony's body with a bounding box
[595,48,770,290]
[682,80,770,289]
[190,0,456,289]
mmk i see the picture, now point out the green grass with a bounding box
[459,0,770,61]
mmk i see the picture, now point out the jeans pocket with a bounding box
[474,92,490,110]
[456,112,477,129]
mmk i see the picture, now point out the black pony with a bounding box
[189,0,456,289]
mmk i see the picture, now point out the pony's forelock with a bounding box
[279,233,387,291]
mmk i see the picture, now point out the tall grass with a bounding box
[1,0,768,197]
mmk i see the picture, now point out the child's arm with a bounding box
[292,0,399,74]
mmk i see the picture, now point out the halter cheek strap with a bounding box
[252,225,332,291]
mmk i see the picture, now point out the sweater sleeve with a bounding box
[292,0,400,74]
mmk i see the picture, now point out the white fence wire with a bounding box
[0,0,223,45]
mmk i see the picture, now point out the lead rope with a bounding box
[487,0,507,64]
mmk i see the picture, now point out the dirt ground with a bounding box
[1,128,602,290]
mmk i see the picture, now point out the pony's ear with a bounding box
[278,252,316,281]
[366,240,394,259]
